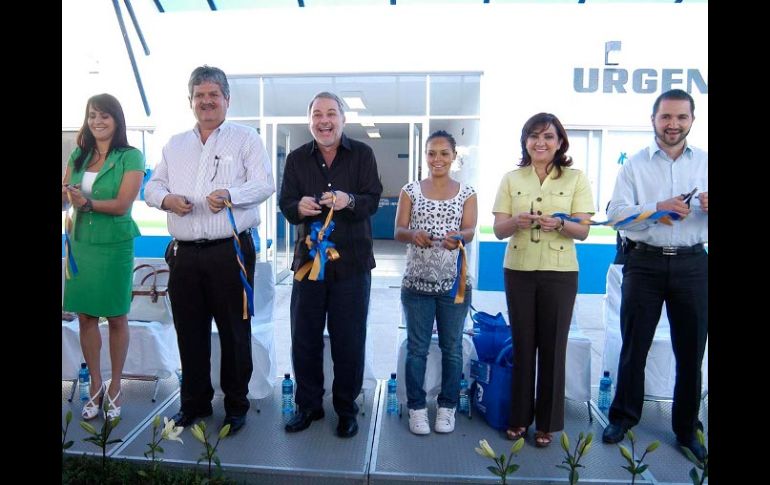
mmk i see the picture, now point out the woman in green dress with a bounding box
[62,93,145,421]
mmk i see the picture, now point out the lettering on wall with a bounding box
[574,41,707,95]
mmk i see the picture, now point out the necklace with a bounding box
[87,148,106,168]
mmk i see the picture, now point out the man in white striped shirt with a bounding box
[145,65,275,435]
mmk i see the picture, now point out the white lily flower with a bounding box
[162,417,184,444]
[475,439,496,459]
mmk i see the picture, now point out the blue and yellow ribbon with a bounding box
[552,210,685,230]
[294,193,341,281]
[448,235,467,304]
[223,199,254,319]
[63,192,78,279]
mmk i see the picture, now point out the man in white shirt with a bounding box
[145,65,275,435]
[602,89,708,462]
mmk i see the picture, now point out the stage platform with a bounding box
[63,376,707,484]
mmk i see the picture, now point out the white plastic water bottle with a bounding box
[458,373,470,415]
[78,363,90,401]
[598,370,613,415]
[386,373,398,415]
[282,373,295,415]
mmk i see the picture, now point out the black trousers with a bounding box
[166,231,256,417]
[290,271,371,418]
[609,249,708,441]
[504,269,577,432]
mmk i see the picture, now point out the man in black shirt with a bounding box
[279,92,382,438]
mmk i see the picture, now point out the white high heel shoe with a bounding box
[104,386,122,421]
[81,383,105,420]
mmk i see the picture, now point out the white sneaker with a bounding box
[435,407,456,433]
[408,408,430,435]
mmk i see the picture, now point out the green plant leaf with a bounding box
[696,429,705,446]
[622,465,634,473]
[689,467,700,484]
[214,456,221,467]
[636,464,648,474]
[63,441,73,450]
[487,465,501,476]
[79,421,97,435]
[66,410,73,424]
[106,438,124,445]
[556,465,570,471]
[570,469,579,484]
[680,446,698,464]
[157,445,164,453]
[506,464,519,474]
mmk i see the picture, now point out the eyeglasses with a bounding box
[530,201,540,242]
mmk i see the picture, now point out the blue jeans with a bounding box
[401,287,471,410]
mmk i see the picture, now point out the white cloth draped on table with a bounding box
[61,319,180,380]
[395,329,479,405]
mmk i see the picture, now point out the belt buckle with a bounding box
[661,246,677,256]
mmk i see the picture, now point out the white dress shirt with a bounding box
[144,121,275,241]
[607,139,708,247]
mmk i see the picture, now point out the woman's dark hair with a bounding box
[73,93,131,172]
[518,112,572,179]
[425,129,456,152]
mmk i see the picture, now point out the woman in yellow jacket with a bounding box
[492,113,594,447]
[62,94,145,421]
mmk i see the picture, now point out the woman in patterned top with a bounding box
[395,130,478,435]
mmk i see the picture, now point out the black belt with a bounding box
[177,231,250,248]
[631,241,704,256]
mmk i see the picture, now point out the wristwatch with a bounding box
[346,192,356,210]
[80,197,94,212]
[556,218,565,232]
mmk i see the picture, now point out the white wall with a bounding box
[368,138,409,198]
[62,2,707,230]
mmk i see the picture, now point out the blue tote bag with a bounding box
[470,342,513,430]
[471,305,511,363]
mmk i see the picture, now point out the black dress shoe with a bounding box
[170,409,213,428]
[223,414,246,435]
[336,416,358,438]
[285,408,325,433]
[678,436,707,462]
[602,423,627,444]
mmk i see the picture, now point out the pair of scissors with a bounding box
[681,187,698,208]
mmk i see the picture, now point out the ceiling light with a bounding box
[360,121,375,127]
[342,93,367,110]
[366,129,381,139]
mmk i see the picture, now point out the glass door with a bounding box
[410,122,424,183]
[263,120,313,283]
